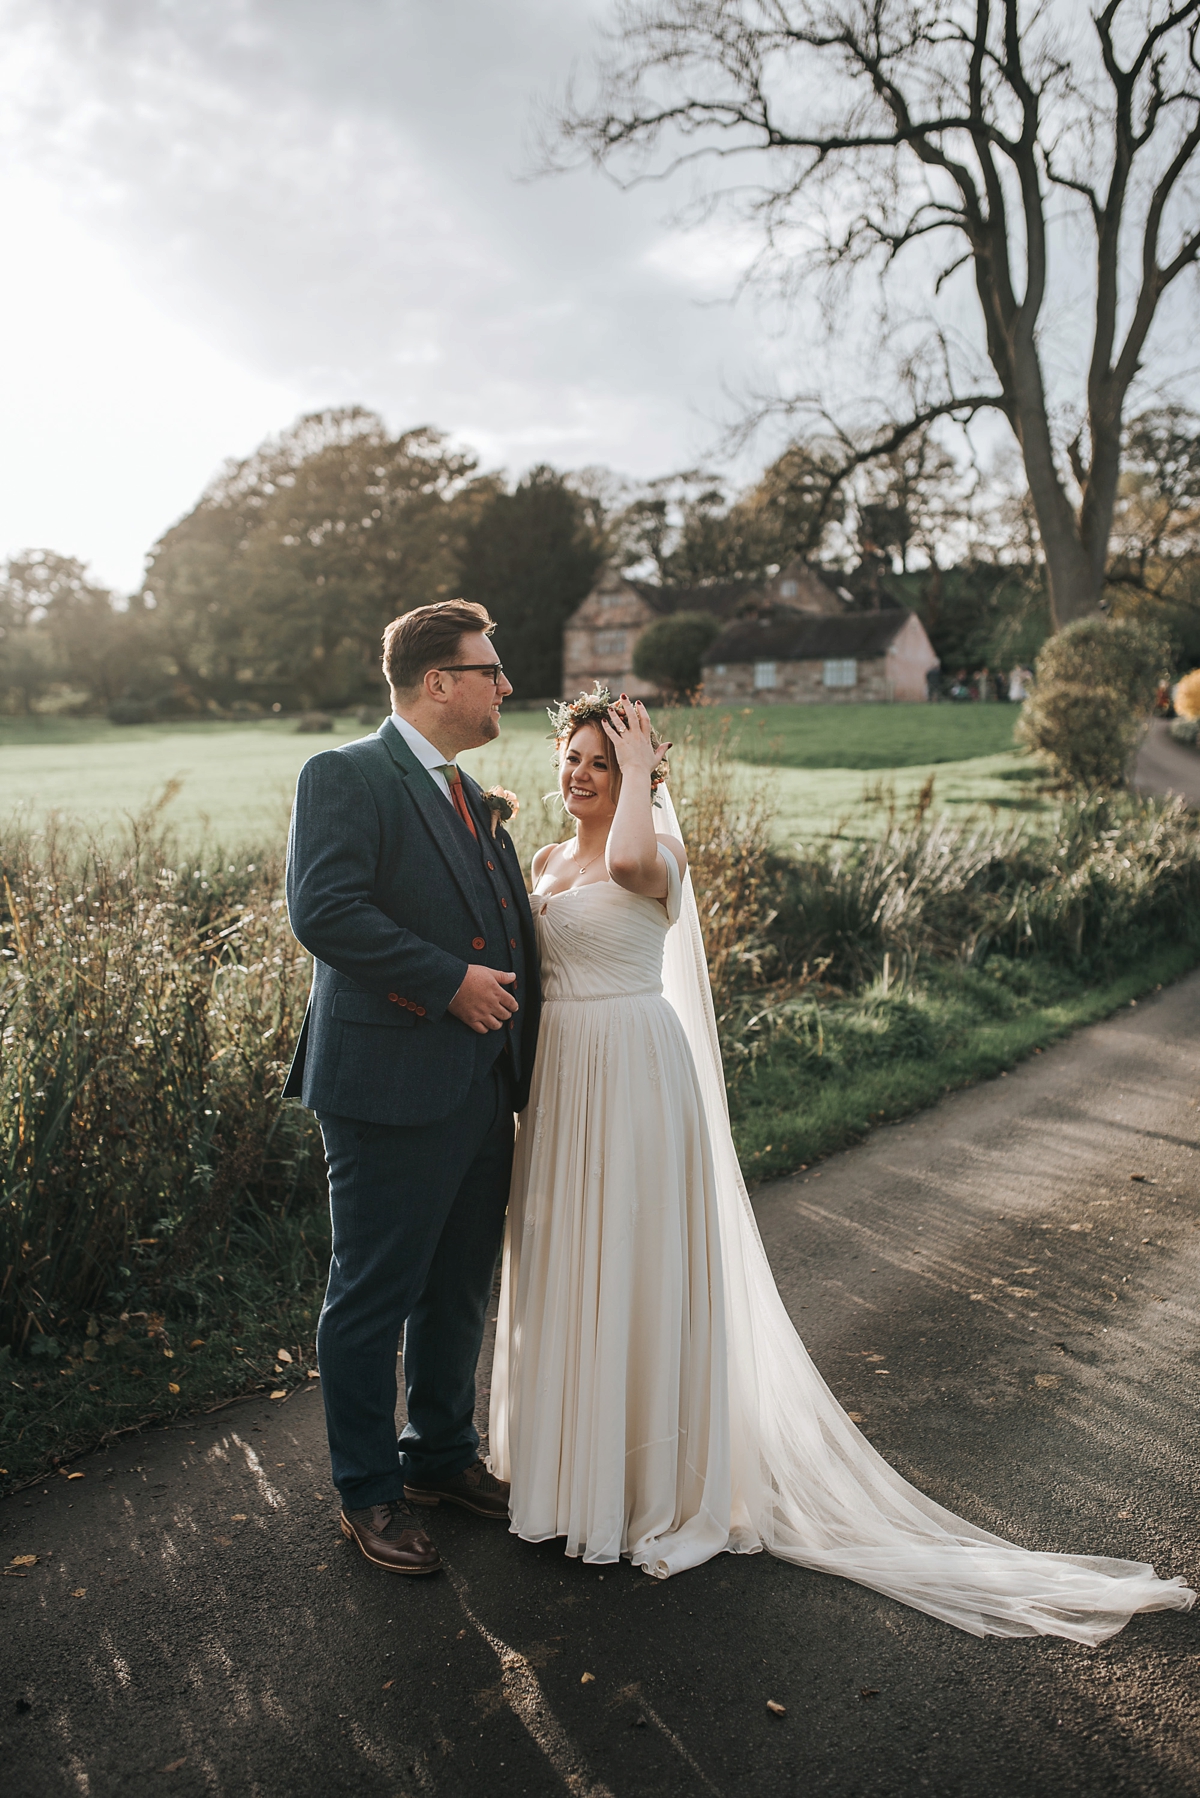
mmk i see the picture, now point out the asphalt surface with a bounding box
[3,973,1199,1798]
[1132,720,1200,807]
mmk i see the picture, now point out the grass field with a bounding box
[0,703,1041,852]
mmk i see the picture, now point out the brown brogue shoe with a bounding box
[404,1458,511,1520]
[340,1500,442,1575]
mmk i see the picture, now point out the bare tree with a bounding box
[558,0,1200,629]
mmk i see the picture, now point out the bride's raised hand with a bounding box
[601,698,669,779]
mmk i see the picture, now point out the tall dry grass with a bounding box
[0,811,322,1353]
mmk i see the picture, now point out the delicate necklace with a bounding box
[569,842,604,877]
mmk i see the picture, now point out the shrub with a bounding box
[1031,615,1169,710]
[759,793,1200,993]
[1175,669,1200,721]
[1171,715,1199,745]
[107,699,157,725]
[1017,680,1140,788]
[633,611,720,700]
[1016,615,1169,788]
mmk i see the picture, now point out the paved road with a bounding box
[1133,719,1200,807]
[3,975,1199,1798]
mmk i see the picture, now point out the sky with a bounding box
[0,0,780,594]
[0,0,1196,597]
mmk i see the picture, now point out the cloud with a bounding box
[0,0,781,586]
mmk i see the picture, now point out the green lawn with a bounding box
[664,700,1020,768]
[0,704,1042,854]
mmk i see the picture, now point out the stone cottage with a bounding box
[561,557,833,699]
[701,607,939,704]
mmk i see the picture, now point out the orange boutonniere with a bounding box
[481,787,520,837]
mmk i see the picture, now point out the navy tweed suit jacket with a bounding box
[283,722,540,1125]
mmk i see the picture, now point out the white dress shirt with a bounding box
[387,712,456,806]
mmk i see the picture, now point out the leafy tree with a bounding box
[633,610,721,698]
[0,551,152,714]
[616,443,843,587]
[145,409,494,708]
[458,466,606,698]
[1107,406,1200,666]
[559,1,1200,631]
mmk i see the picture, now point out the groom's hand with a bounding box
[448,965,519,1033]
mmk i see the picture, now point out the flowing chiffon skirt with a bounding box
[490,840,1195,1641]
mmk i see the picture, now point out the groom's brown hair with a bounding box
[383,600,496,696]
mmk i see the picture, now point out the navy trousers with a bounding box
[316,1057,514,1510]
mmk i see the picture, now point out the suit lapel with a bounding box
[378,723,483,925]
[459,769,531,911]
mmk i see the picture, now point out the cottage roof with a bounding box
[702,608,913,665]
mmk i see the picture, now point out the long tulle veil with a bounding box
[655,786,1193,1641]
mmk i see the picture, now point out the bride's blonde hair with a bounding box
[547,685,669,808]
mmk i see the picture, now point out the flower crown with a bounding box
[546,684,670,789]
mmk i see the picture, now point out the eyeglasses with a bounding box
[436,663,506,685]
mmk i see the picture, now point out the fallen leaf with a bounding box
[231,1513,247,1522]
[167,1383,180,1395]
[269,1389,287,1401]
[1006,1287,1037,1299]
[457,1629,467,1639]
[382,1679,393,1690]
[864,1353,886,1364]
[766,1700,786,1716]
[968,1292,985,1301]
[316,1563,327,1572]
[213,1536,232,1546]
[1068,1223,1093,1232]
[581,1672,595,1684]
[307,1369,320,1379]
[3,1568,28,1579]
[189,1339,205,1349]
[276,1348,294,1364]
[10,1555,38,1567]
[860,1688,880,1700]
[160,1758,186,1774]
[873,1369,890,1376]
[1034,1375,1060,1389]
[72,1587,86,1598]
[846,1412,865,1424]
[67,1472,84,1481]
[1013,1268,1039,1276]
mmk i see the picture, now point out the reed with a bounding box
[0,812,323,1355]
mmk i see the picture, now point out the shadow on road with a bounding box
[3,981,1199,1798]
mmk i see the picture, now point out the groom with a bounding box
[284,600,540,1575]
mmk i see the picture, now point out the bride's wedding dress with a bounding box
[489,797,1194,1641]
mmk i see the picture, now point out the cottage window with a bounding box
[753,661,777,690]
[780,579,798,598]
[823,658,857,687]
[595,629,627,657]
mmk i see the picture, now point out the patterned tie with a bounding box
[440,764,478,839]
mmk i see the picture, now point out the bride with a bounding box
[489,689,1194,1642]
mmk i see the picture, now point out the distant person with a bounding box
[285,600,541,1577]
[975,665,993,703]
[925,665,941,702]
[1007,663,1029,702]
[1154,679,1174,717]
[949,668,971,701]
